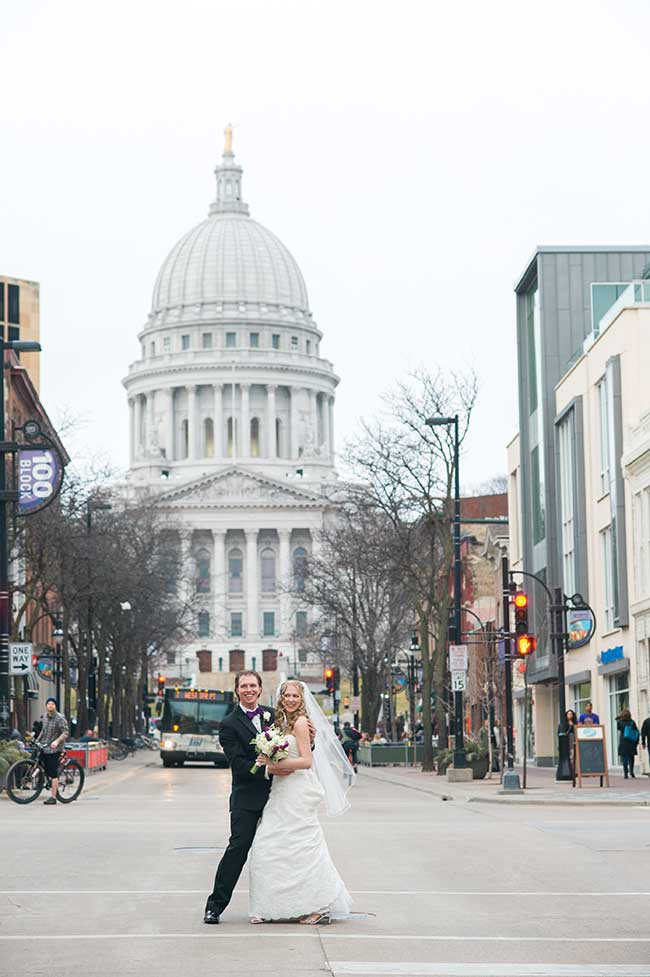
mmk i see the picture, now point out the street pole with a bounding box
[452,414,466,768]
[0,341,10,739]
[554,586,572,781]
[501,553,521,791]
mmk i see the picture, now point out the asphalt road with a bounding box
[1,755,649,977]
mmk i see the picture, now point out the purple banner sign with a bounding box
[18,448,62,514]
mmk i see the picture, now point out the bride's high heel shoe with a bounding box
[299,912,330,925]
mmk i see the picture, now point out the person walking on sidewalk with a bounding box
[36,697,69,804]
[616,708,639,779]
[641,714,650,775]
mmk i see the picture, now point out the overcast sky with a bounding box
[1,0,649,485]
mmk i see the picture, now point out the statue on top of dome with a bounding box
[224,123,233,155]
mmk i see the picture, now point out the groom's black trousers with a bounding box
[206,809,260,913]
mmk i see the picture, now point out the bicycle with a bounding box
[107,738,129,761]
[5,746,85,804]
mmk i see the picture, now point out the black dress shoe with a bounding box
[204,910,220,924]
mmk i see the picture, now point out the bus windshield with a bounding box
[162,692,234,735]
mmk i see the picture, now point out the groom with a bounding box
[204,669,291,924]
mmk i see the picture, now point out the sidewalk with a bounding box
[359,760,650,806]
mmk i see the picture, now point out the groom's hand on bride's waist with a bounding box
[307,719,316,743]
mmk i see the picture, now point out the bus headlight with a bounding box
[162,740,175,750]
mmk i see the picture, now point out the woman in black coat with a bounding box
[617,707,639,778]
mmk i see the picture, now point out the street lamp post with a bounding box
[86,500,112,727]
[53,618,64,709]
[426,414,465,768]
[0,338,42,740]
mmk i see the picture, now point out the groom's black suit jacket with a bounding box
[219,705,275,813]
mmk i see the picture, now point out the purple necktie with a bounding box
[246,707,262,720]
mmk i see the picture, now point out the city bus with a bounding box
[160,688,235,767]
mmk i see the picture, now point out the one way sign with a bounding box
[10,642,33,675]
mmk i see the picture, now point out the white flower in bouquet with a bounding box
[250,724,290,774]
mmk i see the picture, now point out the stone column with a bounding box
[321,393,330,458]
[213,384,223,458]
[180,530,193,605]
[128,399,135,465]
[307,389,316,447]
[278,529,292,636]
[290,388,300,459]
[213,529,225,637]
[267,384,277,458]
[245,529,259,639]
[241,383,251,458]
[187,385,197,460]
[134,396,143,460]
[328,397,335,460]
[147,390,156,453]
[164,387,174,461]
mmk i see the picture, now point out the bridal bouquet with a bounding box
[250,725,290,774]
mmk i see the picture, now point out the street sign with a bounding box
[10,642,33,675]
[451,670,466,692]
[17,447,63,515]
[448,644,468,672]
[350,695,361,711]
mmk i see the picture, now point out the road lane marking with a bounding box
[331,967,650,976]
[2,889,650,897]
[0,933,649,943]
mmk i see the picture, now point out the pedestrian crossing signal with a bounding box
[516,634,536,657]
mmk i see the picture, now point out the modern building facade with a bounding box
[0,275,41,392]
[512,247,650,763]
[123,132,339,690]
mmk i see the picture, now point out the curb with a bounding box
[358,768,650,807]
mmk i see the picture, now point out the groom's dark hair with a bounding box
[234,670,263,696]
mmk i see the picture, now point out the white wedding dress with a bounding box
[248,734,353,920]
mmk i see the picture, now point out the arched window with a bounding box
[204,418,214,458]
[250,417,260,457]
[293,546,308,593]
[260,548,276,593]
[196,548,210,593]
[198,611,210,638]
[229,548,243,594]
[180,419,189,459]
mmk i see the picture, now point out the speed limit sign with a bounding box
[451,671,466,692]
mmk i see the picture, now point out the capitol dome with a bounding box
[150,136,310,325]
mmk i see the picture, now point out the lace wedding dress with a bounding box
[248,734,353,920]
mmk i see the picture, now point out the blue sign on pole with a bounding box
[17,448,62,514]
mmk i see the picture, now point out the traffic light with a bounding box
[324,667,335,693]
[157,674,166,697]
[513,592,536,658]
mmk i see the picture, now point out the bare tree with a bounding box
[345,367,478,771]
[295,496,412,733]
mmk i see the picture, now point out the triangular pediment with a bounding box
[155,466,324,509]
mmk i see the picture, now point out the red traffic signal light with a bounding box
[516,634,536,657]
[514,590,529,635]
[157,674,167,696]
[324,667,339,693]
[514,593,528,609]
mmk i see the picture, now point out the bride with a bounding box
[248,680,355,925]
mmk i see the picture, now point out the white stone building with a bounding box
[123,133,338,688]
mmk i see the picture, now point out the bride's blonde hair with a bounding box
[275,681,308,734]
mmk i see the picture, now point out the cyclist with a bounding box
[36,697,69,805]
